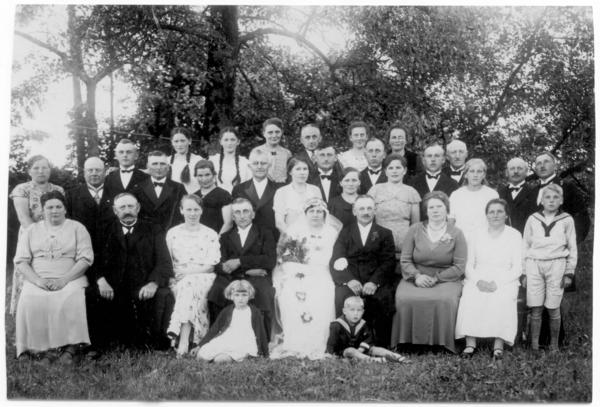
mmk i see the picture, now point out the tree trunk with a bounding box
[201,5,240,142]
[72,75,86,182]
[85,81,100,158]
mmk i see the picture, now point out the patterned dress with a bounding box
[9,181,65,315]
[166,224,220,345]
[368,183,422,254]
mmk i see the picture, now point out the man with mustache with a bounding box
[85,193,174,356]
[497,157,537,234]
[329,195,397,348]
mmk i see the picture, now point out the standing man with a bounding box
[207,198,277,337]
[65,157,117,256]
[497,157,536,235]
[442,140,468,184]
[105,138,150,194]
[298,124,322,176]
[533,152,590,244]
[132,151,186,231]
[359,138,387,195]
[409,144,459,221]
[231,148,284,242]
[330,195,397,348]
[85,193,174,354]
[308,144,341,203]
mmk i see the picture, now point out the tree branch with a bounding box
[238,67,261,103]
[156,23,214,42]
[14,30,68,60]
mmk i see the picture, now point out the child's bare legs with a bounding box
[530,306,543,350]
[213,354,235,363]
[370,346,408,362]
[547,307,561,352]
[177,322,192,355]
[342,347,373,362]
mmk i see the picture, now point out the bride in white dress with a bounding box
[270,198,340,360]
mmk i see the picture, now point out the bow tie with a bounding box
[426,173,440,180]
[449,170,463,176]
[121,169,134,173]
[153,181,164,188]
[508,186,522,192]
[121,224,134,235]
[271,151,277,156]
[320,174,332,180]
[368,169,381,176]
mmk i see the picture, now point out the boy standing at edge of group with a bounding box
[325,296,408,363]
[522,183,577,352]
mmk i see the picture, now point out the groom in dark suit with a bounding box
[308,144,342,203]
[232,148,284,242]
[330,195,397,348]
[132,151,186,231]
[207,198,277,337]
[85,193,174,354]
[105,138,150,194]
[358,138,388,195]
[497,157,536,235]
[65,157,117,256]
[409,144,459,221]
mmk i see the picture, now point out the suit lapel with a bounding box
[412,173,428,195]
[155,180,173,208]
[126,221,143,249]
[143,179,160,206]
[244,181,260,207]
[350,223,364,248]
[231,228,243,254]
[256,180,275,211]
[81,186,98,210]
[241,224,259,255]
[114,221,127,249]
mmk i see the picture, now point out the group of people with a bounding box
[10,118,589,365]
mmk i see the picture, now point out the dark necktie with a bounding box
[426,173,440,180]
[320,174,332,180]
[122,225,134,235]
[449,170,462,177]
[508,186,522,193]
[121,169,133,173]
[153,181,164,188]
[368,169,381,176]
[311,151,317,163]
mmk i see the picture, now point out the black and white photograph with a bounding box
[2,2,594,402]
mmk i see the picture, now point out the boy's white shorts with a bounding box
[525,258,566,309]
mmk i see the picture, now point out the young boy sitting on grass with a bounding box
[325,296,408,363]
[522,183,577,352]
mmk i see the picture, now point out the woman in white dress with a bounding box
[270,198,338,360]
[168,127,204,193]
[209,127,251,194]
[166,195,220,357]
[448,158,499,241]
[273,156,322,235]
[337,121,369,172]
[455,199,522,359]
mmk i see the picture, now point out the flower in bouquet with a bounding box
[295,291,307,302]
[279,236,309,264]
[301,311,313,323]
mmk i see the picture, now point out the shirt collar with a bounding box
[508,180,525,188]
[151,176,166,183]
[120,219,137,228]
[540,174,557,185]
[120,165,135,171]
[358,222,373,232]
[238,223,252,234]
[426,170,441,177]
[368,166,382,172]
[253,177,268,185]
[318,168,333,175]
[87,183,104,192]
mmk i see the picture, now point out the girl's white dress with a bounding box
[455,226,522,345]
[168,152,204,193]
[166,225,220,345]
[449,185,499,242]
[197,307,258,361]
[209,154,252,193]
[270,218,339,360]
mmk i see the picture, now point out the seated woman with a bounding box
[327,167,360,229]
[270,198,338,360]
[193,160,233,235]
[166,195,220,357]
[455,199,522,359]
[14,190,93,364]
[391,191,467,354]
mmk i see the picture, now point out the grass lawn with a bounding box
[5,232,593,401]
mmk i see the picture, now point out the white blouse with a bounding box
[169,152,204,194]
[209,154,252,194]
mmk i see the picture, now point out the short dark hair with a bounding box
[535,151,557,164]
[341,166,362,182]
[40,190,66,209]
[27,155,49,170]
[365,137,386,150]
[262,118,284,132]
[422,191,450,214]
[347,121,370,137]
[485,198,510,217]
[316,143,336,153]
[383,153,407,169]
[286,155,310,175]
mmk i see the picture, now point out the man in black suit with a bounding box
[308,144,341,203]
[442,140,468,185]
[497,157,536,235]
[105,138,149,194]
[207,198,276,337]
[359,138,388,195]
[85,193,174,354]
[232,148,284,242]
[132,151,186,231]
[330,195,397,348]
[65,157,117,256]
[409,144,459,221]
[296,124,343,180]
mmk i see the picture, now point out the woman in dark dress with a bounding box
[327,167,360,229]
[193,160,233,235]
[386,123,424,183]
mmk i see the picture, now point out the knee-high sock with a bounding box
[530,316,542,350]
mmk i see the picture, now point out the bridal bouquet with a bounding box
[278,236,309,265]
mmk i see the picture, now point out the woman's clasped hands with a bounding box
[415,274,438,288]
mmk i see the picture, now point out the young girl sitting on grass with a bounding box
[190,280,269,362]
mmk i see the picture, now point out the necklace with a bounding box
[428,222,447,231]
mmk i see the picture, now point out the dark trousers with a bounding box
[335,285,394,349]
[208,301,272,341]
[85,284,175,351]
